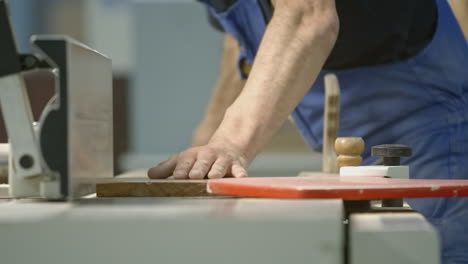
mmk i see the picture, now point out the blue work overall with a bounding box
[202,0,468,262]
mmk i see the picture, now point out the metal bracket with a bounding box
[0,75,44,179]
[0,0,43,182]
[1,0,113,199]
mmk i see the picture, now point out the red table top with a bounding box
[207,176,468,200]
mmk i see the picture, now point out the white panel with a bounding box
[0,198,343,264]
[66,38,114,185]
[350,213,440,264]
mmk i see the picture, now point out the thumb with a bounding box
[147,154,179,179]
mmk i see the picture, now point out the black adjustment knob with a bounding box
[371,144,412,166]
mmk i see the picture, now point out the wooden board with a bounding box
[207,176,468,200]
[322,74,340,173]
[96,178,213,197]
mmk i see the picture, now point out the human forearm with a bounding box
[211,0,339,162]
[148,0,339,180]
[192,34,246,146]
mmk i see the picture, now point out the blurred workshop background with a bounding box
[5,0,321,176]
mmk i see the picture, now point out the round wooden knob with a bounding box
[336,155,362,167]
[335,137,365,156]
[335,137,365,168]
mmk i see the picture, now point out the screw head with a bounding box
[371,144,412,158]
[19,154,34,169]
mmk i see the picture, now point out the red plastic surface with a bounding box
[207,176,468,200]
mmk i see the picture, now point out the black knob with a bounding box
[371,144,412,166]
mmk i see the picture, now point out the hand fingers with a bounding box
[231,162,248,178]
[189,151,216,179]
[173,153,196,179]
[147,154,178,179]
[148,146,247,180]
[207,158,230,179]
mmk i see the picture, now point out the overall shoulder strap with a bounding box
[258,0,273,23]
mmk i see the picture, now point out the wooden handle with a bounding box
[322,74,341,173]
[335,137,364,168]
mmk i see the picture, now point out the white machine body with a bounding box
[350,213,439,264]
[340,165,409,179]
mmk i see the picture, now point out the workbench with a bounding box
[0,194,438,264]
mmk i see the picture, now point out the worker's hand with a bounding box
[147,139,249,179]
